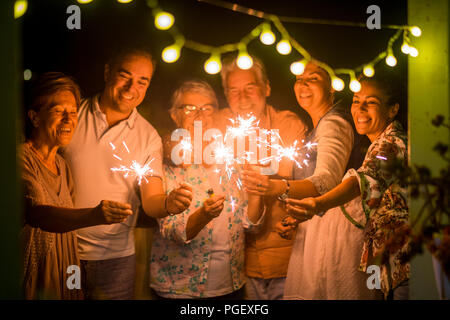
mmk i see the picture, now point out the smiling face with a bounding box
[351,81,399,142]
[171,91,217,134]
[224,68,270,118]
[103,53,153,115]
[294,62,333,114]
[29,90,78,148]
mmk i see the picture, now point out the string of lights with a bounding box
[14,0,422,92]
[147,0,421,92]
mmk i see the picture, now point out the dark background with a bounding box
[20,0,408,136]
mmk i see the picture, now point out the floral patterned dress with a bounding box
[150,164,259,298]
[346,120,409,298]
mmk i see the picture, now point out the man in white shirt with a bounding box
[62,46,192,299]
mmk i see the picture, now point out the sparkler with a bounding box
[258,131,317,169]
[110,141,155,185]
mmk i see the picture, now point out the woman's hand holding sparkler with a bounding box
[94,200,133,224]
[285,197,319,223]
[165,182,193,216]
[202,195,225,218]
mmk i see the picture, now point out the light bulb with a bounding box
[260,30,276,45]
[363,65,375,77]
[276,40,292,55]
[155,11,174,30]
[204,55,222,74]
[409,46,419,57]
[14,0,27,19]
[162,45,180,63]
[117,0,133,3]
[332,77,344,91]
[401,43,410,54]
[290,60,306,75]
[410,26,422,37]
[24,69,32,81]
[237,53,253,70]
[349,79,361,93]
[386,55,397,67]
[77,0,93,3]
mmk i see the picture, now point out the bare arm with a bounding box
[284,177,361,222]
[140,176,193,219]
[26,200,133,233]
[315,176,360,212]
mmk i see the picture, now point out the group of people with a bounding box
[20,44,410,300]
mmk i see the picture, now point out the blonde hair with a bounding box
[169,80,218,115]
[220,54,269,91]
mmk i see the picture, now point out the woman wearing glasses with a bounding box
[150,80,262,299]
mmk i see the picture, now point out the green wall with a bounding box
[408,0,449,299]
[0,0,22,299]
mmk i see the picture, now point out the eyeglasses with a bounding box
[177,104,215,116]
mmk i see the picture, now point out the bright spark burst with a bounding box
[110,140,155,185]
[225,114,260,139]
[111,160,154,185]
[258,132,317,169]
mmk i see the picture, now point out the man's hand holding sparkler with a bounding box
[275,215,299,240]
[93,200,133,224]
[165,182,193,216]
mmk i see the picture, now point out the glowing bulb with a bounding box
[204,54,222,74]
[155,11,174,30]
[260,30,275,45]
[117,0,133,3]
[332,77,344,91]
[237,53,253,70]
[410,26,422,37]
[363,65,375,77]
[385,54,397,67]
[162,45,181,63]
[23,69,32,81]
[290,60,306,75]
[401,43,410,54]
[409,46,419,57]
[276,40,292,55]
[349,79,361,93]
[77,0,93,3]
[14,0,27,19]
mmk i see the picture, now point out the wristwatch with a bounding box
[277,179,290,202]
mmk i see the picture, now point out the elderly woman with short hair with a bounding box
[150,80,263,299]
[21,72,133,299]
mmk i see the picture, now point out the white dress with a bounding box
[284,177,382,300]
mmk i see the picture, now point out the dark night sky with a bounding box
[20,0,408,136]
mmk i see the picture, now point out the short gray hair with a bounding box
[169,80,218,115]
[220,54,269,91]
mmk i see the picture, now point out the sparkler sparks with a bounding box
[110,140,155,185]
[258,132,317,169]
[111,160,155,185]
[225,114,260,139]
